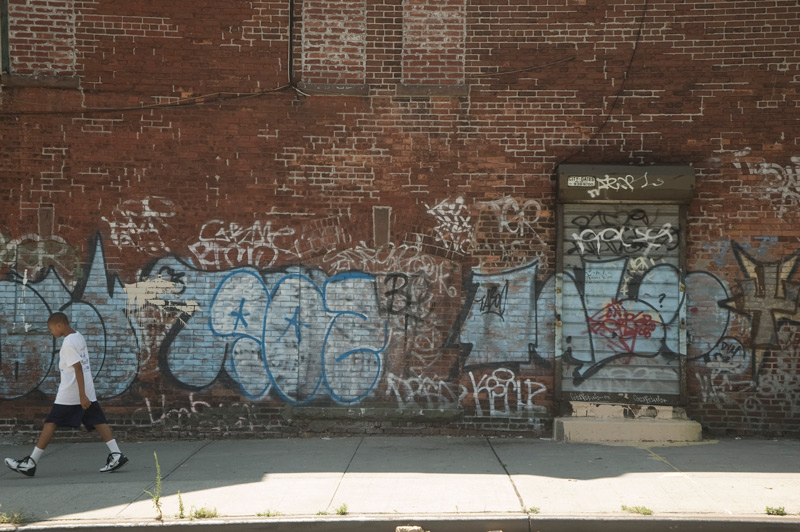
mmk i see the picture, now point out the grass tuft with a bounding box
[0,511,26,525]
[622,504,653,516]
[142,452,163,520]
[177,491,185,519]
[190,506,219,519]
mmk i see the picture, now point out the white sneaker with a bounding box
[100,452,129,473]
[5,456,37,477]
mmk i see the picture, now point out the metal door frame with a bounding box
[554,164,695,410]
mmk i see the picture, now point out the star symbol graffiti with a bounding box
[281,305,311,343]
[230,298,250,331]
[719,242,800,372]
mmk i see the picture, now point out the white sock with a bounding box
[106,439,121,454]
[31,446,44,463]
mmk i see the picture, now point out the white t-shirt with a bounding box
[55,332,98,405]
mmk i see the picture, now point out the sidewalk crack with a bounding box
[325,436,364,512]
[160,440,214,481]
[485,437,529,522]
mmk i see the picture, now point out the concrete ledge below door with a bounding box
[554,417,703,443]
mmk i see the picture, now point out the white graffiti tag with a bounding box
[732,150,800,220]
[0,232,81,279]
[476,197,541,236]
[474,197,547,269]
[588,173,664,198]
[469,368,548,418]
[102,196,175,253]
[385,372,464,410]
[571,223,676,258]
[425,196,473,253]
[189,220,295,269]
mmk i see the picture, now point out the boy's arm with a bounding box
[72,361,92,409]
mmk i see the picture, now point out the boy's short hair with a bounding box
[47,312,70,326]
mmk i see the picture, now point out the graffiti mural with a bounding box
[566,209,679,261]
[685,271,732,361]
[559,205,688,398]
[447,260,555,369]
[720,243,800,374]
[561,259,686,388]
[141,255,389,405]
[0,275,54,399]
[693,331,800,426]
[0,235,139,400]
[326,242,458,372]
[702,237,778,269]
[3,226,798,435]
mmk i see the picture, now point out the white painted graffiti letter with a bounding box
[189,220,295,269]
[425,196,473,253]
[476,197,542,237]
[588,173,664,199]
[102,196,175,253]
[469,368,547,418]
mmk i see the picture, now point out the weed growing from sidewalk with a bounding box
[190,506,219,519]
[622,505,653,516]
[142,452,163,520]
[257,510,281,517]
[335,503,349,515]
[766,506,787,516]
[317,510,328,515]
[177,491,185,519]
[526,506,541,514]
[0,510,27,525]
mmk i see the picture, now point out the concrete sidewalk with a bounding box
[2,436,800,532]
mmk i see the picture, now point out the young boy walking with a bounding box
[5,312,129,477]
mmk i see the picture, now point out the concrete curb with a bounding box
[6,515,800,532]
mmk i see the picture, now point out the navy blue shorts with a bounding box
[44,402,108,431]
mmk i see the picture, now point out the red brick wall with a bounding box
[1,0,799,440]
[6,0,75,76]
[402,0,465,86]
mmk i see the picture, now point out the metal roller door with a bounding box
[560,204,683,403]
[556,164,694,405]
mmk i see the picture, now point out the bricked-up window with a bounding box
[6,0,76,77]
[301,0,366,88]
[402,0,465,86]
[1,0,9,73]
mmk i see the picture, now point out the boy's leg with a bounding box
[29,421,58,462]
[94,423,113,443]
[36,422,57,450]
